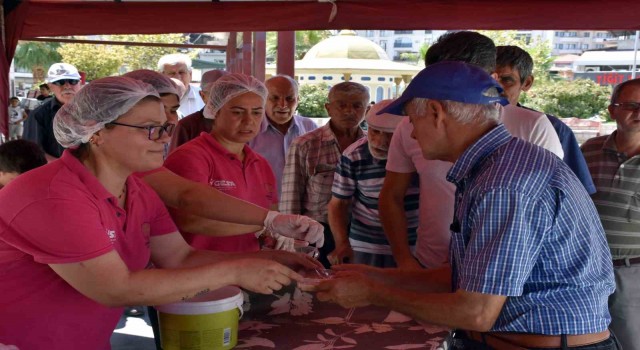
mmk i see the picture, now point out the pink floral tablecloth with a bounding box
[238,285,451,350]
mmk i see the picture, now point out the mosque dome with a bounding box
[302,30,390,61]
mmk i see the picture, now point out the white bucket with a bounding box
[156,286,244,350]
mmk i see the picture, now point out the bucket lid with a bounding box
[156,286,243,316]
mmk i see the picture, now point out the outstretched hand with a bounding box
[230,258,303,294]
[264,211,325,247]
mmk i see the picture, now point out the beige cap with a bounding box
[365,99,403,133]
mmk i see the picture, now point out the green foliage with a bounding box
[521,79,612,120]
[110,34,188,70]
[419,43,430,63]
[297,83,329,118]
[266,31,333,61]
[14,41,62,70]
[58,42,125,81]
[478,30,553,80]
[398,52,420,63]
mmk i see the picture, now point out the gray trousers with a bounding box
[609,262,640,350]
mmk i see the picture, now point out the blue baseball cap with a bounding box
[378,61,508,116]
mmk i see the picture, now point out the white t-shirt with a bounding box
[386,105,564,268]
[8,106,24,124]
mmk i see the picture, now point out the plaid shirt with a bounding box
[448,124,614,334]
[581,131,640,259]
[280,123,364,222]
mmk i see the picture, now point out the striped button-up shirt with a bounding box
[448,124,614,334]
[332,137,419,254]
[581,131,640,259]
[280,123,364,223]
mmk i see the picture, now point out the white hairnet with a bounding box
[123,69,181,99]
[201,69,230,93]
[54,76,160,148]
[203,73,267,119]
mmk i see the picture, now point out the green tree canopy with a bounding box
[297,83,329,118]
[57,42,125,81]
[521,79,612,120]
[14,41,62,82]
[110,34,188,71]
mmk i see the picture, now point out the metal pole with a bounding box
[632,30,639,79]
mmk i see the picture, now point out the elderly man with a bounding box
[309,61,617,350]
[22,63,82,161]
[581,78,640,350]
[380,31,563,270]
[328,100,418,268]
[281,82,368,267]
[169,69,229,152]
[158,53,204,116]
[249,75,318,196]
[496,45,595,194]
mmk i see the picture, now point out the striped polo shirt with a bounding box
[581,131,640,259]
[332,137,419,254]
[449,124,614,334]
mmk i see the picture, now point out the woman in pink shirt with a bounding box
[0,76,318,350]
[165,74,291,253]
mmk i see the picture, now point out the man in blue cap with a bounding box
[305,61,618,350]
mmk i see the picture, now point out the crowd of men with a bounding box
[4,30,640,350]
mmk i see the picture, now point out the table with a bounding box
[238,285,451,349]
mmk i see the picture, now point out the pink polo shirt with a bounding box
[0,150,176,350]
[164,132,277,252]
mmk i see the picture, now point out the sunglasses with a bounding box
[107,121,176,141]
[612,102,640,112]
[52,79,80,86]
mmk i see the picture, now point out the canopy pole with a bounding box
[632,30,639,79]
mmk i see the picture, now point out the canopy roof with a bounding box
[3,0,640,136]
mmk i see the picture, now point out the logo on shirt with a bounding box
[106,229,117,243]
[211,179,237,192]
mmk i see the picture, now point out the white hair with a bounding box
[410,97,501,126]
[266,75,299,96]
[157,53,193,72]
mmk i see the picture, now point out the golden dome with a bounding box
[302,30,390,61]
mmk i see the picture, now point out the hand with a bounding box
[331,264,387,283]
[271,231,295,252]
[312,271,375,308]
[256,249,323,270]
[327,243,353,266]
[229,258,302,294]
[0,343,20,350]
[264,211,325,247]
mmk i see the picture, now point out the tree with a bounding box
[266,31,333,62]
[521,79,612,120]
[14,41,62,83]
[109,34,188,71]
[297,83,329,118]
[57,41,125,81]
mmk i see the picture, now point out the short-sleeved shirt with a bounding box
[249,115,318,198]
[519,104,596,194]
[178,85,205,117]
[22,97,65,158]
[582,132,640,259]
[0,150,176,349]
[386,118,455,268]
[280,123,365,223]
[333,137,419,255]
[169,108,213,152]
[8,106,24,123]
[448,124,615,334]
[164,132,278,252]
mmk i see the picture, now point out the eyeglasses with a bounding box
[612,102,640,112]
[107,121,175,141]
[51,79,80,86]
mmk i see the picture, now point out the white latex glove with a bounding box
[271,231,296,252]
[264,211,325,247]
[0,344,19,350]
